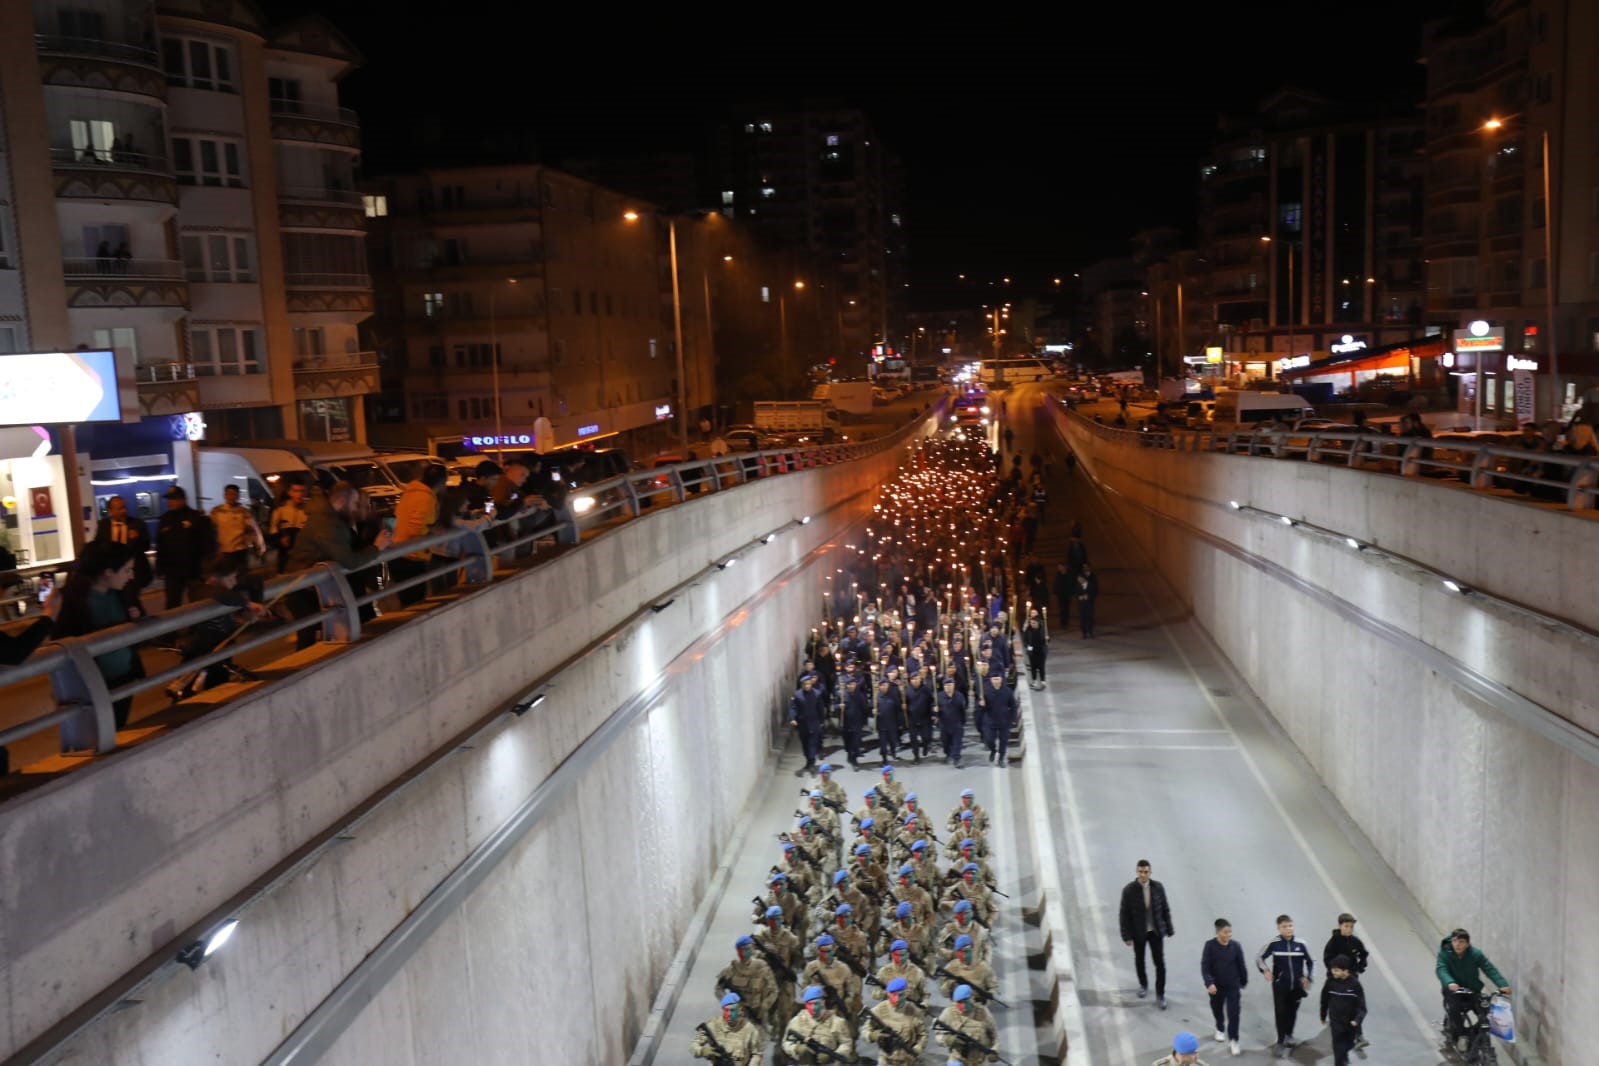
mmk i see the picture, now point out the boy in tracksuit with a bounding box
[1322,913,1370,1051]
[1257,914,1314,1058]
[1319,955,1367,1066]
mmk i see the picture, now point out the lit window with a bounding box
[744,123,754,133]
[825,134,840,146]
[721,190,735,205]
[761,286,770,303]
[759,121,773,133]
[363,194,388,217]
[424,292,444,317]
[890,213,901,227]
[761,186,775,198]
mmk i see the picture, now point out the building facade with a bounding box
[0,0,373,565]
[365,165,723,455]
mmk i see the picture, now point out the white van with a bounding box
[213,440,403,513]
[1210,391,1313,431]
[197,447,314,526]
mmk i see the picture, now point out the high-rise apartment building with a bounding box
[1423,0,1599,422]
[0,0,373,566]
[714,106,900,361]
[364,165,720,454]
[1197,90,1425,379]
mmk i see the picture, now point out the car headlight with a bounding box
[981,417,989,425]
[572,495,596,515]
[980,406,991,415]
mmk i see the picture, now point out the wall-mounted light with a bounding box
[511,694,547,717]
[1443,579,1469,594]
[176,918,239,970]
[798,515,811,524]
[1228,500,1242,510]
[762,533,776,544]
[1279,515,1294,526]
[1344,537,1363,550]
[650,599,675,613]
[716,558,737,571]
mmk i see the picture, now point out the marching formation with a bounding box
[691,435,1032,1065]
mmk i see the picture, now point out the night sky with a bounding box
[268,4,1471,306]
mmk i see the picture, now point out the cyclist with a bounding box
[1435,928,1510,1050]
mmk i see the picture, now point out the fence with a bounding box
[0,407,939,762]
[1061,398,1599,512]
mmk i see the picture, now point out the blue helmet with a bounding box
[833,869,848,885]
[898,863,915,877]
[881,764,895,776]
[953,984,973,1002]
[886,977,909,994]
[720,992,741,1008]
[962,862,979,875]
[819,762,833,773]
[953,900,973,914]
[736,934,753,948]
[910,840,928,852]
[765,905,783,920]
[895,901,913,920]
[960,788,975,799]
[861,817,876,831]
[816,933,835,948]
[960,837,976,850]
[809,789,823,800]
[890,938,909,953]
[1173,1032,1200,1054]
[770,872,787,883]
[854,843,871,856]
[803,985,826,1003]
[905,792,918,803]
[955,934,973,950]
[835,903,853,916]
[798,815,814,828]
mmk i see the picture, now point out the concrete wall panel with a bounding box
[1057,411,1597,1066]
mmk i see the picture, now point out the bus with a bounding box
[979,358,1053,386]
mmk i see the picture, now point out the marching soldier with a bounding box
[946,788,990,836]
[782,984,855,1065]
[817,762,848,812]
[813,868,877,940]
[842,676,870,770]
[863,976,929,1065]
[756,904,806,976]
[803,789,842,858]
[984,672,1017,767]
[935,985,1001,1065]
[908,838,942,889]
[803,934,863,1033]
[944,811,988,861]
[789,673,827,774]
[852,818,890,868]
[778,841,820,900]
[795,816,840,877]
[754,870,807,933]
[941,863,998,926]
[829,903,874,973]
[875,678,902,764]
[937,934,999,1005]
[855,788,892,841]
[892,863,937,926]
[944,839,997,892]
[716,935,779,1035]
[874,938,930,1007]
[905,671,935,763]
[936,900,991,966]
[852,842,892,903]
[876,764,907,808]
[690,992,765,1065]
[938,676,968,767]
[888,900,935,961]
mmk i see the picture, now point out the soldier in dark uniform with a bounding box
[842,676,869,771]
[874,679,901,766]
[937,676,967,768]
[984,672,1016,767]
[905,672,934,763]
[789,673,827,774]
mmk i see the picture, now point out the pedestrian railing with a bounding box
[1055,397,1599,512]
[0,404,943,763]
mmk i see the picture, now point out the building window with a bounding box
[189,325,261,375]
[68,118,116,164]
[1502,378,1515,411]
[1523,322,1540,351]
[721,190,734,205]
[180,234,254,282]
[162,37,236,92]
[91,327,138,359]
[0,326,17,354]
[1280,202,1302,231]
[761,285,770,303]
[761,186,775,198]
[363,194,388,217]
[758,121,773,133]
[424,291,444,317]
[428,345,445,368]
[1530,257,1547,290]
[825,134,840,146]
[171,136,243,187]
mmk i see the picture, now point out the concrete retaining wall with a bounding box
[1055,409,1596,1066]
[3,424,928,1065]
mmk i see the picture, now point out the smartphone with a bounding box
[484,499,496,516]
[37,576,54,603]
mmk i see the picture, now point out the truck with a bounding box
[811,380,875,417]
[754,401,843,435]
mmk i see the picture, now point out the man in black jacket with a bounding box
[983,672,1016,767]
[1257,914,1315,1057]
[155,486,214,609]
[904,672,933,763]
[788,673,826,774]
[937,676,966,768]
[1119,860,1175,1007]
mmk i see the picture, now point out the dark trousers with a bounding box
[1027,653,1046,682]
[908,715,932,756]
[941,722,963,763]
[287,588,322,649]
[844,722,864,764]
[389,556,430,607]
[1272,984,1304,1042]
[1079,601,1096,637]
[1331,1024,1358,1066]
[989,714,1013,763]
[1131,931,1166,995]
[797,725,820,768]
[162,572,199,610]
[876,717,897,761]
[1209,985,1241,1040]
[1057,592,1072,626]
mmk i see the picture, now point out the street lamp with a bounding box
[488,277,519,461]
[1261,235,1298,363]
[1484,115,1559,417]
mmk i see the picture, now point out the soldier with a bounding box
[875,678,902,764]
[944,811,988,861]
[935,985,1001,1065]
[874,938,930,1007]
[938,676,968,767]
[892,863,937,926]
[782,984,855,1065]
[690,992,765,1065]
[1151,1030,1207,1066]
[984,672,1016,767]
[946,788,990,837]
[905,671,934,763]
[941,863,998,926]
[908,838,942,889]
[778,841,820,900]
[789,672,827,773]
[888,900,934,961]
[943,839,997,892]
[817,762,848,812]
[829,903,874,974]
[936,901,991,966]
[756,904,806,976]
[804,789,842,858]
[842,676,870,770]
[795,817,841,877]
[864,976,929,1065]
[852,817,890,869]
[892,814,936,864]
[937,934,999,1005]
[755,871,807,933]
[803,934,863,1031]
[716,935,780,1036]
[814,868,876,937]
[877,764,907,809]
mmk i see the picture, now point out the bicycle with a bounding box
[1442,989,1500,1065]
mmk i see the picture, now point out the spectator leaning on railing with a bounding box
[283,481,392,649]
[390,464,448,607]
[53,540,145,746]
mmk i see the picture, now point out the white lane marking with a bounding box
[1078,457,1439,1048]
[1062,727,1228,734]
[1067,743,1238,751]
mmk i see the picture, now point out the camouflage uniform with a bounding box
[864,998,928,1065]
[781,1005,854,1065]
[689,1014,764,1064]
[935,1001,1000,1064]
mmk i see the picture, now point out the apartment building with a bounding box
[0,0,374,563]
[1423,0,1599,422]
[365,165,721,454]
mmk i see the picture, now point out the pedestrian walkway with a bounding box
[1011,382,1471,1064]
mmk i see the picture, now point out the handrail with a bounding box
[1054,395,1599,511]
[62,256,184,280]
[0,399,943,765]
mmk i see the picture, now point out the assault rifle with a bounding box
[694,1022,737,1066]
[750,938,798,986]
[833,941,886,992]
[934,1020,1014,1066]
[796,1033,863,1064]
[931,965,1010,1008]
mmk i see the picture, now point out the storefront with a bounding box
[0,426,75,569]
[1449,345,1599,427]
[1275,336,1448,398]
[76,413,204,541]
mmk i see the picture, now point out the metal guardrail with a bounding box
[278,185,363,206]
[0,404,939,762]
[49,146,170,174]
[268,98,360,127]
[62,256,184,280]
[283,272,372,288]
[1057,397,1599,511]
[33,34,160,65]
[292,351,379,371]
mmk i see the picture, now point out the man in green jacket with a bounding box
[1436,928,1510,1047]
[284,482,391,647]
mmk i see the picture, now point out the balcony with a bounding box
[33,34,165,98]
[50,146,177,206]
[62,257,188,308]
[268,98,360,150]
[277,189,365,233]
[134,361,200,415]
[293,350,380,399]
[279,184,362,206]
[283,272,373,314]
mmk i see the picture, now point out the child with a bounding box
[1322,913,1370,1050]
[168,556,270,700]
[1319,954,1367,1066]
[1257,914,1314,1058]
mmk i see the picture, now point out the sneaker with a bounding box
[1137,987,1148,999]
[1354,1036,1370,1050]
[1214,1030,1226,1043]
[1157,996,1167,1010]
[1229,1041,1240,1056]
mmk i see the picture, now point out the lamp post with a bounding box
[1485,116,1558,418]
[488,277,518,461]
[668,218,687,450]
[1261,235,1298,368]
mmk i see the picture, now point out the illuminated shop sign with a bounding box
[577,423,601,437]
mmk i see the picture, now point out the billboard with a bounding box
[0,350,122,426]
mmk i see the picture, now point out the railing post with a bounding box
[1399,440,1423,477]
[1567,460,1597,511]
[51,639,120,753]
[707,462,723,491]
[1469,447,1497,490]
[555,506,580,545]
[622,476,642,517]
[314,562,362,644]
[669,469,687,503]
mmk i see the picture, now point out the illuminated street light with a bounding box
[623,210,639,222]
